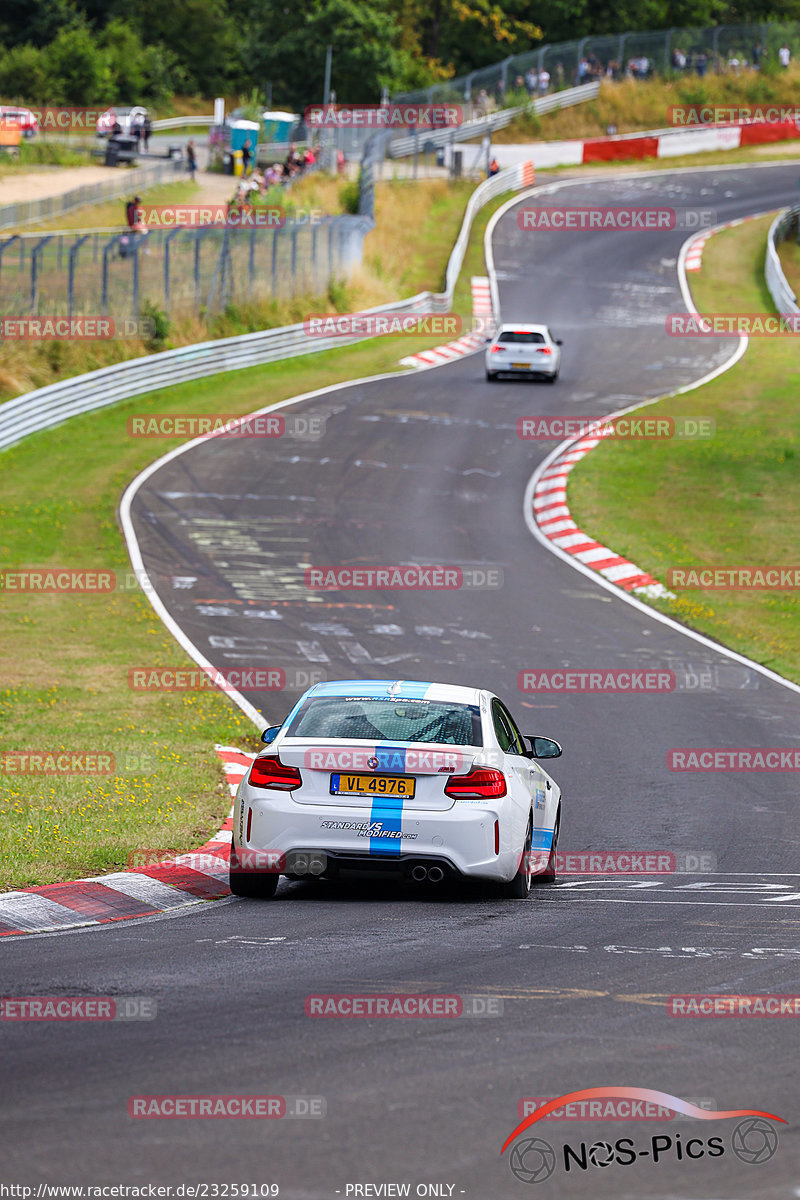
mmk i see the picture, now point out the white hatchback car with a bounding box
[230,679,562,900]
[486,323,562,382]
[96,106,149,137]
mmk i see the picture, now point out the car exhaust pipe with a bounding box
[308,857,326,876]
[428,866,445,883]
[292,855,309,875]
[411,865,428,882]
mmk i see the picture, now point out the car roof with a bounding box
[300,679,486,705]
[497,323,549,334]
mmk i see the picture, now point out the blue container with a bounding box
[229,120,260,151]
[261,111,297,144]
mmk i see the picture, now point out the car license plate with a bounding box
[330,773,415,798]
[511,361,530,369]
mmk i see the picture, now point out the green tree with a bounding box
[115,0,242,93]
[99,19,149,101]
[0,0,82,50]
[42,23,113,103]
[248,0,411,108]
[0,43,54,102]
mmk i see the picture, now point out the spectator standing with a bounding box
[779,43,791,67]
[538,68,550,94]
[242,137,252,177]
[487,157,500,177]
[525,68,537,95]
[143,114,152,152]
[186,139,197,181]
[131,114,143,149]
[125,195,146,231]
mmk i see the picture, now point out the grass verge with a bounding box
[0,185,512,890]
[568,214,800,684]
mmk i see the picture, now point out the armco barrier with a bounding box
[0,161,533,453]
[388,82,600,158]
[765,207,799,315]
[503,116,800,171]
[151,116,214,132]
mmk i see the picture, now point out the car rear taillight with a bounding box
[249,755,301,790]
[539,346,552,354]
[444,767,507,799]
[490,345,504,353]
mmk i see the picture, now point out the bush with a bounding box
[139,299,171,349]
[41,23,113,104]
[0,43,53,99]
[339,175,361,214]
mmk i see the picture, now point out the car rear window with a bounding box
[285,697,483,745]
[498,331,545,344]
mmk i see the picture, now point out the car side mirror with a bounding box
[260,724,282,745]
[526,735,562,759]
[555,339,563,346]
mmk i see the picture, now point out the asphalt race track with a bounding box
[3,163,800,1197]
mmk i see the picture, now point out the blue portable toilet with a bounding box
[261,111,297,145]
[229,119,260,151]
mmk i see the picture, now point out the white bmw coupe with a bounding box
[230,679,562,900]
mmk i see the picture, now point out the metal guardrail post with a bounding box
[193,233,202,306]
[0,236,21,283]
[664,28,676,72]
[249,227,256,296]
[132,237,140,316]
[30,236,53,313]
[291,227,298,281]
[164,227,183,310]
[271,228,279,296]
[67,235,90,316]
[101,234,127,314]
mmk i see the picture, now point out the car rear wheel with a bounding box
[534,807,560,883]
[500,816,533,899]
[486,371,497,381]
[546,371,559,383]
[229,848,280,899]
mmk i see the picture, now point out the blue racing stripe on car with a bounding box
[531,827,554,851]
[369,743,408,856]
[369,792,406,856]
